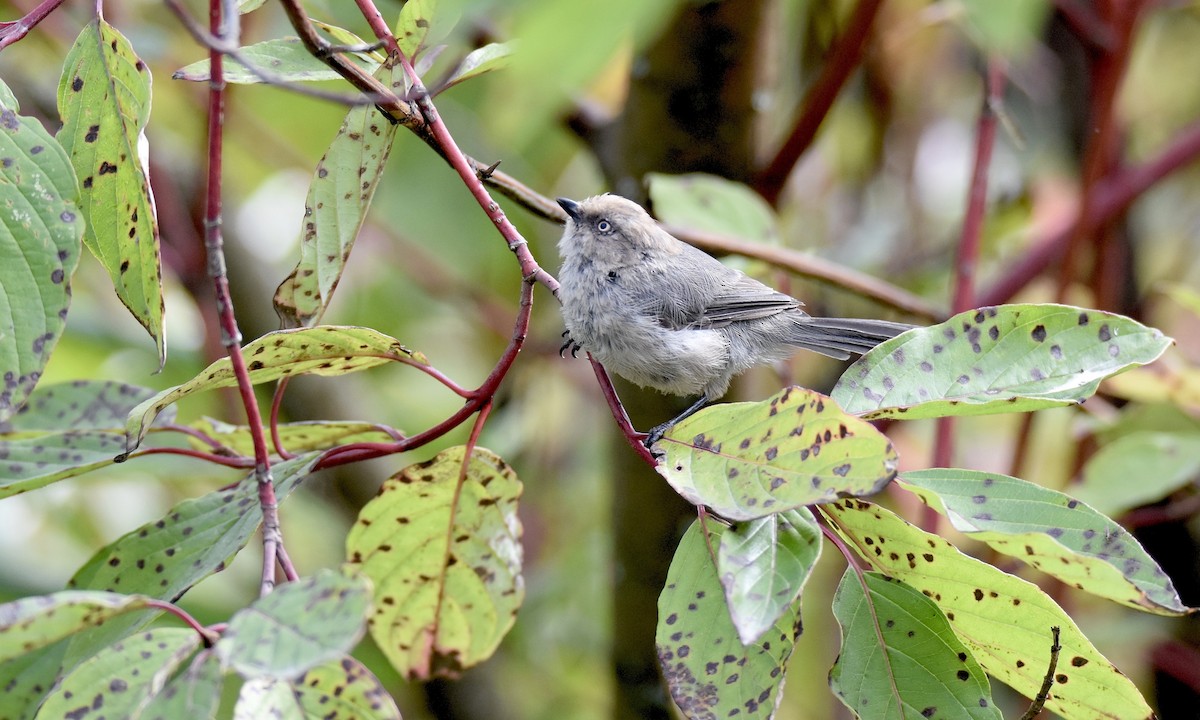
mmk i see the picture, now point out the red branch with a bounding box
[754,0,884,205]
[978,115,1200,307]
[202,0,283,597]
[0,0,66,50]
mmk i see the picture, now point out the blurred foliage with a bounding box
[1,0,1200,718]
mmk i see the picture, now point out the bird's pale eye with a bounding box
[596,219,612,233]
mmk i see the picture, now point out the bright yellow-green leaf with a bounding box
[658,387,897,520]
[825,500,1154,720]
[346,446,523,680]
[123,326,422,451]
[57,18,164,366]
[187,417,397,457]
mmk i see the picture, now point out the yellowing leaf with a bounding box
[346,446,523,680]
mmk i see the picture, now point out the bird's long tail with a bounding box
[788,317,914,360]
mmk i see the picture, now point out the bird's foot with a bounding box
[558,330,582,358]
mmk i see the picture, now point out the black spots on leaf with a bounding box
[84,125,100,143]
[891,348,906,364]
[1030,367,1046,381]
[0,109,17,130]
[882,376,895,392]
[98,161,117,175]
[1078,312,1090,326]
[1047,527,1064,538]
[832,463,850,477]
[1071,656,1088,667]
[1098,324,1112,342]
[61,211,76,224]
[1031,324,1047,343]
[29,145,42,155]
[1055,673,1069,684]
[956,669,970,681]
[82,176,93,189]
[71,76,84,92]
[919,361,933,373]
[988,325,999,341]
[957,374,969,385]
[764,446,777,461]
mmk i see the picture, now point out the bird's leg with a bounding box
[644,394,710,448]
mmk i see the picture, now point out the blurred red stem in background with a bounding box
[754,0,884,206]
[926,59,1005,531]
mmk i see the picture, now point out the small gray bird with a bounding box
[556,194,912,446]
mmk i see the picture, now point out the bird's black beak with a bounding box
[556,197,581,222]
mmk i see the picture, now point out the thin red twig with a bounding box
[0,0,66,50]
[202,0,283,597]
[130,446,255,468]
[145,599,220,646]
[588,358,657,465]
[754,0,884,205]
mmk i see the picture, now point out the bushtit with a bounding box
[555,194,912,446]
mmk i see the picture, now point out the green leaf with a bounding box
[658,387,897,520]
[1075,431,1200,517]
[64,454,318,667]
[57,18,164,366]
[0,380,174,498]
[0,641,68,720]
[274,62,401,327]
[395,0,438,58]
[234,678,301,720]
[139,649,222,720]
[238,0,268,13]
[960,0,1051,55]
[0,78,18,109]
[0,87,84,423]
[0,429,134,498]
[123,326,422,451]
[292,655,402,719]
[37,628,201,720]
[216,568,372,680]
[658,520,799,720]
[718,507,820,645]
[898,469,1187,615]
[173,37,381,84]
[830,571,1000,720]
[3,380,157,431]
[831,304,1172,419]
[346,446,523,680]
[187,417,396,456]
[647,172,778,244]
[0,591,151,663]
[440,42,513,91]
[825,500,1155,720]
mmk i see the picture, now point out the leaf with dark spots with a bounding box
[899,469,1188,615]
[57,18,165,366]
[832,304,1171,420]
[659,387,896,521]
[346,446,522,681]
[215,569,370,680]
[0,79,84,423]
[123,326,423,452]
[826,499,1158,719]
[659,521,797,720]
[830,570,998,719]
